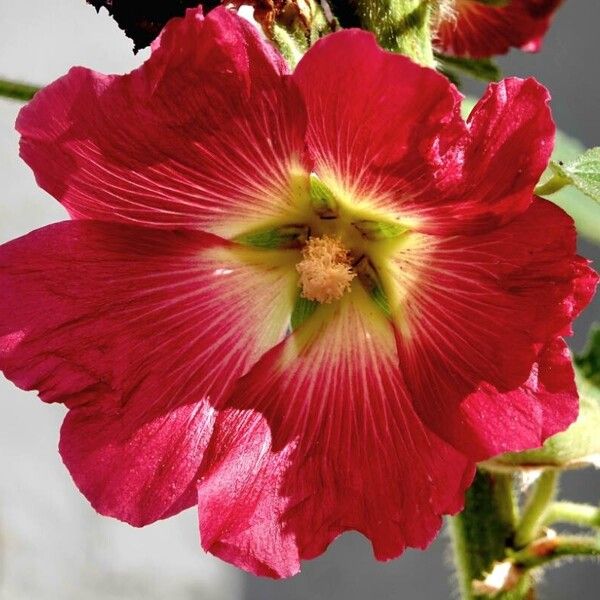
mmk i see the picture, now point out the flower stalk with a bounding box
[514,471,558,548]
[449,467,600,599]
[510,535,600,569]
[534,172,570,197]
[543,501,600,530]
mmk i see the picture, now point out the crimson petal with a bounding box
[387,198,597,459]
[17,7,309,238]
[293,32,554,234]
[197,288,475,577]
[435,0,564,58]
[0,221,297,524]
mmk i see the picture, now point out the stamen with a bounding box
[296,235,356,304]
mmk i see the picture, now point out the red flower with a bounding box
[2,7,596,578]
[435,0,564,58]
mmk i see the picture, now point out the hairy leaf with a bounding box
[554,147,600,203]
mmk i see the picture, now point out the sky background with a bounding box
[0,1,598,599]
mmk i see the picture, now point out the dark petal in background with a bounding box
[86,1,222,51]
[323,0,360,28]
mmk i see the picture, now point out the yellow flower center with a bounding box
[296,235,356,304]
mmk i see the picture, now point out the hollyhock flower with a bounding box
[434,0,564,58]
[2,6,596,579]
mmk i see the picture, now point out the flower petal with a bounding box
[17,7,309,238]
[0,221,298,525]
[435,0,564,58]
[293,29,465,230]
[457,78,554,232]
[197,287,475,578]
[386,198,597,459]
[453,338,579,459]
[293,33,553,234]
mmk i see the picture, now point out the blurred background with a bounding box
[0,1,598,598]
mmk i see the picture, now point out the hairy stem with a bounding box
[353,0,435,66]
[543,501,600,529]
[511,535,600,569]
[449,471,522,599]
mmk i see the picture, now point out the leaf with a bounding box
[541,137,600,243]
[484,327,600,472]
[555,147,600,203]
[436,53,501,83]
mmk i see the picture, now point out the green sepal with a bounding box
[310,174,338,219]
[371,286,391,318]
[352,219,409,240]
[354,257,391,317]
[235,224,310,249]
[436,53,501,83]
[484,327,600,471]
[290,295,319,330]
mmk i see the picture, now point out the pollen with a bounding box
[296,235,356,304]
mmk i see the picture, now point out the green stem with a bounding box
[511,535,600,569]
[494,471,520,529]
[534,172,571,196]
[0,78,40,101]
[449,515,474,600]
[449,471,521,599]
[515,471,559,548]
[543,501,600,529]
[353,0,435,66]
